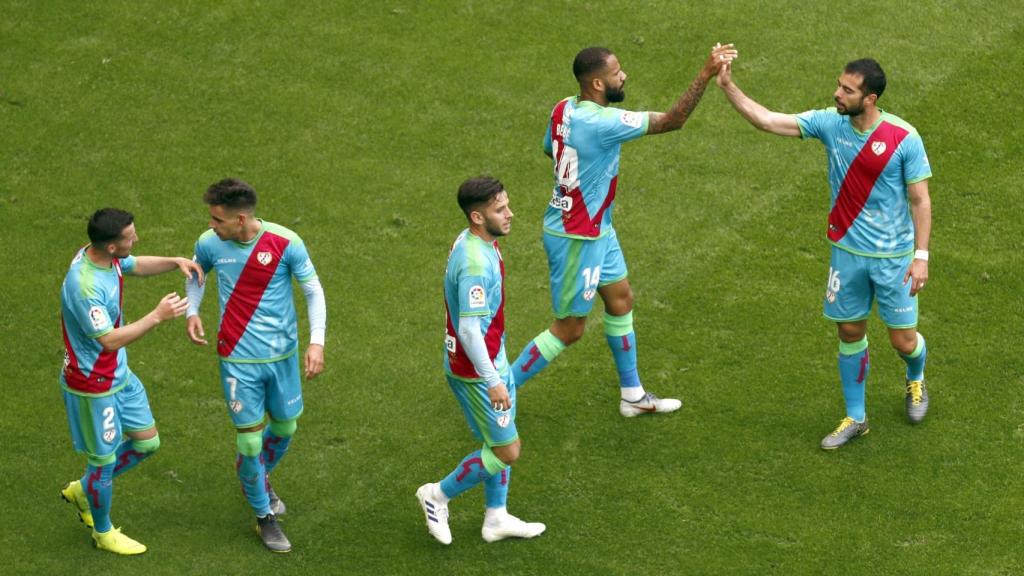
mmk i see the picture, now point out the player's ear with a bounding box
[469,209,485,226]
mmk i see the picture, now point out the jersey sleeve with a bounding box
[286,240,318,283]
[456,257,489,317]
[543,120,553,155]
[597,107,649,147]
[71,288,114,339]
[193,236,214,272]
[900,132,932,184]
[118,255,137,274]
[795,108,833,141]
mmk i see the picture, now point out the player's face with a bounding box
[601,54,627,103]
[208,204,245,241]
[834,72,869,116]
[108,223,138,258]
[480,191,513,238]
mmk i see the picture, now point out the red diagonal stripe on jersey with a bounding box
[444,241,506,380]
[217,232,291,357]
[62,258,124,394]
[827,121,909,242]
[551,100,600,237]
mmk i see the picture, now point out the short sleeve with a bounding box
[457,273,489,317]
[795,109,830,141]
[287,240,317,283]
[900,133,932,184]
[118,255,136,274]
[543,121,553,155]
[193,238,213,272]
[71,291,114,339]
[597,108,649,147]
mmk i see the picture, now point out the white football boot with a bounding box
[619,392,682,417]
[416,483,452,545]
[481,508,546,543]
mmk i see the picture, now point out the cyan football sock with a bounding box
[510,330,566,387]
[604,312,644,400]
[262,419,296,476]
[838,337,870,422]
[236,431,271,516]
[81,463,114,533]
[484,466,510,509]
[900,333,927,381]
[439,446,507,500]
[112,434,159,478]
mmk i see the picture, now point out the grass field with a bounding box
[2,1,1022,574]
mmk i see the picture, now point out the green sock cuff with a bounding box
[839,336,868,355]
[87,453,117,467]
[905,333,925,359]
[236,431,263,457]
[480,445,508,476]
[535,330,567,360]
[269,418,298,437]
[603,311,634,337]
[133,434,160,453]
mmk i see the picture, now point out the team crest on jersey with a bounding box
[496,411,511,429]
[257,251,273,266]
[620,111,643,128]
[469,285,486,308]
[871,141,887,156]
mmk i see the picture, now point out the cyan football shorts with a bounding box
[64,371,154,460]
[219,352,303,429]
[823,246,918,328]
[447,373,518,447]
[544,226,628,318]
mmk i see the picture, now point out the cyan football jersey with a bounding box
[543,97,649,239]
[193,221,317,362]
[796,108,931,257]
[60,248,136,396]
[443,229,508,381]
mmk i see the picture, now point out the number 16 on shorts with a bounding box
[826,267,841,304]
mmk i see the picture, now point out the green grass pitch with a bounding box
[1,1,1022,574]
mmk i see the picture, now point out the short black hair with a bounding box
[87,208,134,245]
[457,176,505,218]
[573,46,614,83]
[204,178,257,211]
[844,58,886,99]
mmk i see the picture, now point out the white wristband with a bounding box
[914,250,929,261]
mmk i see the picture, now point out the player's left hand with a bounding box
[177,257,205,285]
[304,344,324,379]
[904,258,929,296]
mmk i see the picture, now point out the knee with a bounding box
[493,441,521,466]
[269,418,298,438]
[608,289,633,314]
[890,331,918,355]
[552,319,586,345]
[837,324,866,342]
[235,430,263,457]
[133,433,160,454]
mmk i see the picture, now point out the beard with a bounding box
[836,98,865,116]
[605,84,626,103]
[484,221,509,238]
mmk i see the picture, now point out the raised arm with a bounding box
[132,255,204,284]
[647,43,738,135]
[716,61,802,137]
[97,292,189,352]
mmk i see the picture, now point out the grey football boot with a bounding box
[256,514,291,553]
[905,379,929,423]
[820,416,870,450]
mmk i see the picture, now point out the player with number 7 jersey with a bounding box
[509,43,736,416]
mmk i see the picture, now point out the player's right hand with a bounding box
[186,314,208,345]
[705,42,737,78]
[154,292,189,322]
[488,383,511,411]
